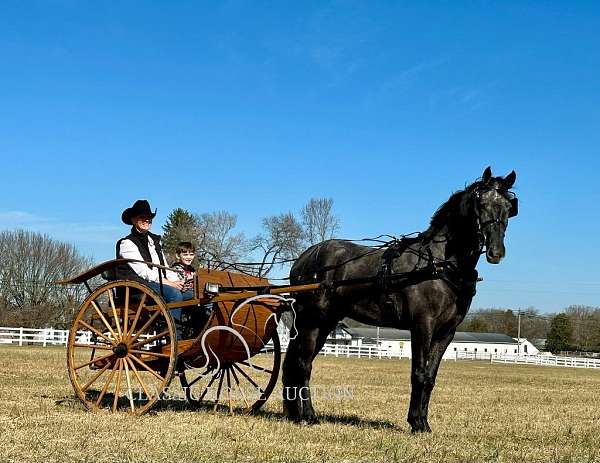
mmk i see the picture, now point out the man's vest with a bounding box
[114,228,167,282]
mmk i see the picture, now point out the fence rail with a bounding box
[0,326,155,347]
[317,343,406,359]
[3,326,599,370]
[491,353,600,369]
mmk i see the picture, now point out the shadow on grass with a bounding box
[52,393,401,430]
[252,409,401,431]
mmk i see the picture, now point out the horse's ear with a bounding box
[504,170,517,189]
[482,166,492,183]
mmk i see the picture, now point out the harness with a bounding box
[374,238,479,306]
[373,187,518,302]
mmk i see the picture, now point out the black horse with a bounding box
[282,167,518,433]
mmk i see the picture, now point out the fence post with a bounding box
[19,327,24,346]
[43,329,47,347]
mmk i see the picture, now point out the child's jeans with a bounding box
[146,282,195,340]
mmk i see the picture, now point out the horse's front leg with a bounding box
[407,323,433,433]
[419,329,456,433]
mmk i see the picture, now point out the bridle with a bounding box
[473,187,519,252]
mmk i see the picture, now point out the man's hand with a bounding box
[163,279,184,291]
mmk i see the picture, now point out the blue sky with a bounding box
[1,1,599,312]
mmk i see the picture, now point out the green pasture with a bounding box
[1,346,599,462]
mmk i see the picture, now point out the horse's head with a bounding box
[473,166,518,264]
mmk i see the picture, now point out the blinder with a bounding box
[508,197,518,218]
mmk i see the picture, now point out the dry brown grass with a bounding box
[1,345,600,462]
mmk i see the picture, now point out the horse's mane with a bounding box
[428,180,482,231]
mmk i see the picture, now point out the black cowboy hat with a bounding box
[121,200,157,225]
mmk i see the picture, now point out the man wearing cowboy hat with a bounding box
[116,199,191,338]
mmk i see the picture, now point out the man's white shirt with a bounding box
[119,237,178,282]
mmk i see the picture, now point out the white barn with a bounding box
[326,321,539,359]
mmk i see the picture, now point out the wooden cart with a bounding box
[58,259,319,415]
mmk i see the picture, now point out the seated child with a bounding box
[171,241,196,298]
[171,242,213,335]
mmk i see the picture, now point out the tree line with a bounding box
[0,198,339,328]
[161,197,340,277]
[458,306,600,354]
[1,198,599,353]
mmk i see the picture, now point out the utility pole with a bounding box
[517,308,521,356]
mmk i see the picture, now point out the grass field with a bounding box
[1,346,600,463]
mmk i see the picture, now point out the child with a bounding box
[171,242,213,335]
[171,241,196,298]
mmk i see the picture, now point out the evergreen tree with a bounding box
[546,313,573,354]
[162,208,201,262]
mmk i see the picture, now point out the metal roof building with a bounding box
[327,320,539,358]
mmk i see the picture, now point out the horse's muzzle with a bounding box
[486,249,504,264]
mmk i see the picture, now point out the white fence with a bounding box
[3,326,600,371]
[0,326,154,347]
[0,326,70,347]
[317,343,405,359]
[491,353,600,370]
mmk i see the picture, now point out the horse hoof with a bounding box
[410,422,430,434]
[285,414,303,424]
[304,415,320,425]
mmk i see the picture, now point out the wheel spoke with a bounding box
[107,289,122,339]
[129,311,161,344]
[81,361,112,392]
[229,366,250,409]
[131,330,170,349]
[232,363,264,395]
[197,369,221,402]
[238,360,272,374]
[123,287,129,338]
[77,319,115,345]
[112,359,123,412]
[95,364,118,408]
[213,369,226,411]
[126,357,150,399]
[126,293,147,342]
[90,300,118,340]
[130,349,170,358]
[74,352,115,371]
[123,358,135,413]
[186,367,211,388]
[74,343,113,350]
[226,368,233,414]
[129,353,165,382]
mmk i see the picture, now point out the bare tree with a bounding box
[196,211,249,269]
[301,197,340,245]
[251,212,305,277]
[0,230,93,328]
[565,305,600,351]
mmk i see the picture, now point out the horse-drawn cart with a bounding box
[58,259,318,415]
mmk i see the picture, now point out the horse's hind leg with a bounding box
[299,317,340,424]
[282,322,319,423]
[282,307,337,424]
[407,323,433,433]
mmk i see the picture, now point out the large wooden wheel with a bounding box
[179,329,281,414]
[66,280,177,415]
